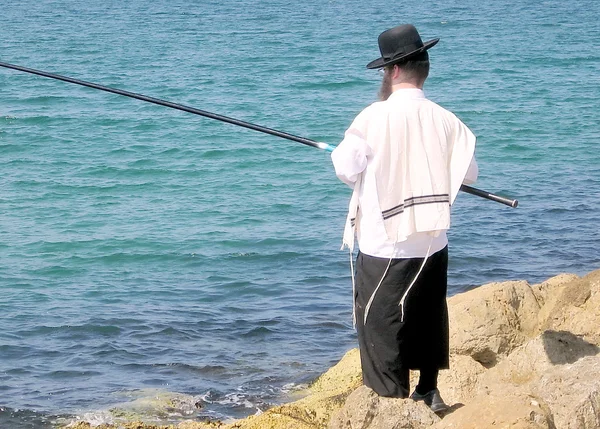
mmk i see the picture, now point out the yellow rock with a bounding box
[538,270,600,346]
[447,279,541,366]
[308,348,362,394]
[431,393,554,429]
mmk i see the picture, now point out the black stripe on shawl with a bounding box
[381,194,450,220]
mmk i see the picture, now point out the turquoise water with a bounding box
[1,0,599,427]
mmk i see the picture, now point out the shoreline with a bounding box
[60,268,600,428]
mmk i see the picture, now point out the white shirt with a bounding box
[332,88,478,259]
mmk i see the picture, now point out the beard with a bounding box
[378,70,393,101]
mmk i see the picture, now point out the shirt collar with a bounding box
[388,88,426,100]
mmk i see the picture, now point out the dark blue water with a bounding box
[1,0,599,427]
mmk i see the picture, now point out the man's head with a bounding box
[378,51,430,100]
[368,24,436,100]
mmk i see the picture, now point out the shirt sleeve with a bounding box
[331,112,372,188]
[463,155,478,184]
[447,112,478,203]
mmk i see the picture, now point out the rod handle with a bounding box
[460,184,518,208]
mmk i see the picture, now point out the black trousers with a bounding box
[354,247,449,398]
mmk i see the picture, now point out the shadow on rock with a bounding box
[436,402,464,418]
[542,330,599,365]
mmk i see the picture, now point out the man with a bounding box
[331,24,478,413]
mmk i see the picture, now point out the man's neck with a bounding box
[392,82,423,92]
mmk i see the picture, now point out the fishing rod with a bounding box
[0,60,518,208]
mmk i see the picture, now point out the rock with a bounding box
[538,270,600,347]
[430,393,555,429]
[61,389,223,429]
[236,389,349,429]
[308,348,362,394]
[475,330,600,395]
[436,354,487,405]
[531,273,580,308]
[329,386,440,429]
[178,423,222,429]
[226,411,321,429]
[459,329,600,429]
[447,280,541,366]
[107,390,202,423]
[530,355,600,429]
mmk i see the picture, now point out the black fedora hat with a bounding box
[366,24,439,69]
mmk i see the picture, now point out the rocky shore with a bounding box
[66,269,600,429]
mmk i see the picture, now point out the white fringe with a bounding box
[398,238,434,322]
[350,248,356,328]
[362,240,397,325]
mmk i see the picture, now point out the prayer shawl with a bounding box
[339,89,476,251]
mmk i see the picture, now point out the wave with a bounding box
[0,407,57,429]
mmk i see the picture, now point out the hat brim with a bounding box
[366,38,440,69]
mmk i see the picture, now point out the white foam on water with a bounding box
[281,382,309,393]
[65,411,115,428]
[214,392,255,409]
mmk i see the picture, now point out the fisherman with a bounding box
[331,24,478,412]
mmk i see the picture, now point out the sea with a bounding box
[1,0,599,427]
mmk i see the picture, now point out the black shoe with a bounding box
[410,388,449,413]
